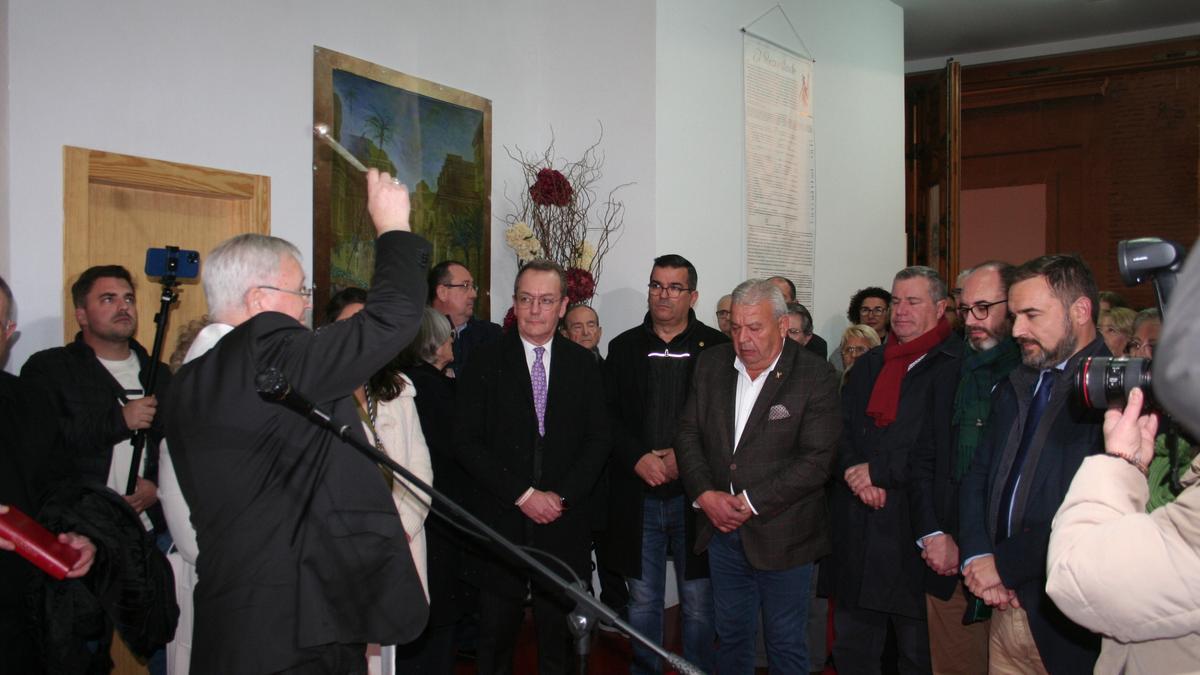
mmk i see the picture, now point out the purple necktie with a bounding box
[532,346,547,436]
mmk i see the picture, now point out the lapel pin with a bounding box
[699,341,705,347]
[775,370,783,379]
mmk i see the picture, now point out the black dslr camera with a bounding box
[1074,237,1185,411]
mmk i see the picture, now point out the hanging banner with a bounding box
[743,32,816,305]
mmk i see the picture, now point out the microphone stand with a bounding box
[257,369,705,675]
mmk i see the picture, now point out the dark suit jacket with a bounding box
[454,332,610,594]
[832,333,962,618]
[0,372,71,672]
[164,231,431,674]
[449,316,503,376]
[676,339,841,571]
[805,333,828,360]
[959,337,1107,674]
[905,335,967,600]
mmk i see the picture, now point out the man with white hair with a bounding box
[676,279,840,674]
[164,169,431,674]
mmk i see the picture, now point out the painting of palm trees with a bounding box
[313,47,492,316]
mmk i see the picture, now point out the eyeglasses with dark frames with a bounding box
[648,281,693,298]
[956,299,1007,320]
[515,294,562,309]
[441,282,477,291]
[859,306,887,316]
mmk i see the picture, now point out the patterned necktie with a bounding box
[532,346,547,437]
[997,369,1055,542]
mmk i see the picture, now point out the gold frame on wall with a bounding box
[312,46,492,315]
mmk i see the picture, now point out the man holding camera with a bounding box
[958,254,1106,674]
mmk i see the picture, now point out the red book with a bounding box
[0,506,82,580]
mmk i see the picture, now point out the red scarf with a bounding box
[866,317,952,427]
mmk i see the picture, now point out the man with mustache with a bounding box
[22,265,170,535]
[958,255,1105,674]
[911,261,1019,674]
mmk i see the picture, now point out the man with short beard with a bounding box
[22,265,170,537]
[959,255,1106,674]
[911,261,1020,674]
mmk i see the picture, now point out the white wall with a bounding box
[2,0,656,370]
[656,0,906,341]
[3,0,907,369]
[0,0,10,284]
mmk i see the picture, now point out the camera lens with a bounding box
[1077,356,1153,410]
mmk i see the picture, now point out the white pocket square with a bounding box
[768,404,791,421]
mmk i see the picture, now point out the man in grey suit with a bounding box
[676,279,841,674]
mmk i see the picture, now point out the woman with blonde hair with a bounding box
[838,324,881,371]
[1098,306,1135,356]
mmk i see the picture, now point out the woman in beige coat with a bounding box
[328,288,433,597]
[1047,387,1200,673]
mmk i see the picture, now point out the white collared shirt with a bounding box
[726,348,784,515]
[519,334,553,377]
[732,349,784,450]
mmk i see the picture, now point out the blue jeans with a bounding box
[709,529,812,674]
[627,495,715,675]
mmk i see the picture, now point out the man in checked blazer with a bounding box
[676,278,841,674]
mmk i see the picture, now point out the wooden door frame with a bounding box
[62,146,270,341]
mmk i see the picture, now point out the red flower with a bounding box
[565,268,596,304]
[529,168,574,207]
[502,306,516,333]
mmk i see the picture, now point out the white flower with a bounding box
[573,240,596,271]
[505,222,543,262]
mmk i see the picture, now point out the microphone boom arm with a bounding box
[255,368,705,674]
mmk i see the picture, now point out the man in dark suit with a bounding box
[454,259,610,675]
[676,279,840,674]
[0,275,97,672]
[429,259,502,375]
[164,169,430,674]
[959,255,1105,674]
[832,265,959,674]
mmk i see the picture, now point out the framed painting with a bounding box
[313,46,492,317]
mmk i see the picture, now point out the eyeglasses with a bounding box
[648,282,693,298]
[715,309,731,318]
[516,294,562,309]
[841,345,868,356]
[258,285,313,299]
[1127,340,1155,353]
[787,328,808,337]
[442,282,477,292]
[859,306,887,316]
[956,299,1006,320]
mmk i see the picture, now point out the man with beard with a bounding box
[22,265,170,539]
[831,266,959,673]
[911,261,1020,674]
[959,255,1105,674]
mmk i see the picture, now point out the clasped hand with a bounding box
[697,491,751,533]
[845,463,886,509]
[519,489,564,525]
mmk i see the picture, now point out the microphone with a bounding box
[255,367,336,430]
